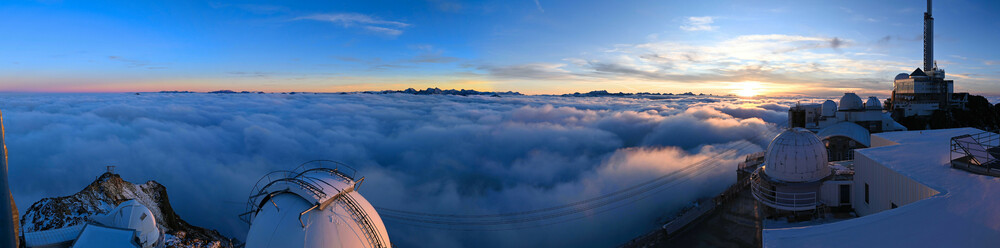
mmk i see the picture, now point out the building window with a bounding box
[865,183,870,204]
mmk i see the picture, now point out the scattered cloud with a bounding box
[680,16,716,31]
[295,13,411,36]
[480,63,576,80]
[479,34,900,95]
[533,0,545,13]
[107,56,157,69]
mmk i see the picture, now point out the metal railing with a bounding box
[750,169,818,211]
[239,160,359,224]
[340,194,389,248]
[950,131,1000,175]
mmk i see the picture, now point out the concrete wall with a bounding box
[852,153,939,216]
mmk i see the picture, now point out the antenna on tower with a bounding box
[923,0,934,72]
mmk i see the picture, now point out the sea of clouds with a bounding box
[1,92,813,247]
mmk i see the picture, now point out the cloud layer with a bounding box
[2,93,801,247]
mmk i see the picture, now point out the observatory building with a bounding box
[763,128,1000,247]
[241,160,392,248]
[750,128,854,215]
[788,93,907,161]
[21,200,161,248]
[889,0,968,117]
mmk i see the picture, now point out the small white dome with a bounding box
[95,200,160,248]
[894,73,910,80]
[838,93,864,111]
[865,96,881,110]
[764,128,830,182]
[821,100,837,117]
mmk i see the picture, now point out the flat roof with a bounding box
[763,128,1000,247]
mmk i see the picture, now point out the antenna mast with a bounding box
[923,0,934,72]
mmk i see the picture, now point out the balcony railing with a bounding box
[750,169,818,211]
[950,131,1000,177]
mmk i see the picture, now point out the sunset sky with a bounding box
[2,0,999,96]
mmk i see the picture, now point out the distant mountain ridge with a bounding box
[20,172,233,248]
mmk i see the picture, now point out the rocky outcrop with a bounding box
[21,172,233,248]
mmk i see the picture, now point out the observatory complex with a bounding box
[762,128,1000,247]
[889,0,968,117]
[789,93,907,161]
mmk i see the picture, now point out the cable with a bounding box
[375,120,787,229]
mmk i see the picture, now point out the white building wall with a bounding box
[819,180,851,207]
[853,152,939,216]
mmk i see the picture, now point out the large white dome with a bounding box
[245,161,391,248]
[764,128,830,182]
[838,93,864,111]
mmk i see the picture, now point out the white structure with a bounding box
[789,93,906,162]
[751,128,853,212]
[243,160,391,248]
[763,128,1000,247]
[22,200,160,248]
[789,93,906,134]
[92,200,160,248]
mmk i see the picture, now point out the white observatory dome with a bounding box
[838,93,864,111]
[821,100,837,117]
[865,96,882,110]
[93,200,160,248]
[894,73,910,80]
[763,128,830,182]
[244,161,391,248]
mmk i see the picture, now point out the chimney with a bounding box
[924,0,934,72]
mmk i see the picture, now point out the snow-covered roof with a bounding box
[763,128,1000,247]
[817,121,871,147]
[24,224,85,247]
[70,224,139,248]
[763,128,830,182]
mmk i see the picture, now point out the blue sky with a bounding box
[1,0,999,95]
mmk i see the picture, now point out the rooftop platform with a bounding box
[763,128,1000,247]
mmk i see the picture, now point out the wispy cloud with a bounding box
[295,13,411,36]
[478,34,908,95]
[107,56,164,69]
[680,16,716,31]
[533,0,545,13]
